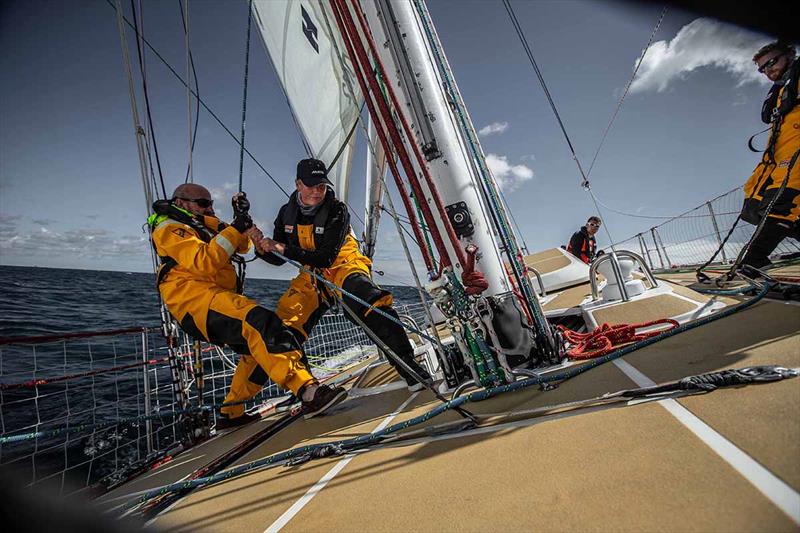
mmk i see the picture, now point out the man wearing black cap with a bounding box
[258,158,432,392]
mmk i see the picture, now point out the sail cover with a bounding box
[252,0,362,200]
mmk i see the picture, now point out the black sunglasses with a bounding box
[175,197,214,208]
[588,222,601,227]
[758,55,782,73]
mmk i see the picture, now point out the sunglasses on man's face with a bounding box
[758,55,782,73]
[588,222,601,228]
[176,197,214,208]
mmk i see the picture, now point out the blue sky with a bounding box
[0,0,774,283]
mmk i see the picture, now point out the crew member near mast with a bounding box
[741,41,800,268]
[567,216,600,264]
[148,183,347,428]
[257,158,432,391]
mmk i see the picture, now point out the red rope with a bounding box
[558,319,679,360]
[0,346,208,391]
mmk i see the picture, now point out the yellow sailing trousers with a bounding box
[276,230,379,341]
[192,291,315,419]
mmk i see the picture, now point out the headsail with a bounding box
[252,0,362,200]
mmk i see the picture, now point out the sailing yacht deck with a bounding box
[101,296,800,532]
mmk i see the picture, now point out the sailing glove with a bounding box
[231,213,253,233]
[232,192,250,217]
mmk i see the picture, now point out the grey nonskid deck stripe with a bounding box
[613,359,800,525]
[264,392,421,533]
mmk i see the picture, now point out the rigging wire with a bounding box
[104,0,291,197]
[237,0,254,193]
[178,0,200,185]
[114,0,155,215]
[129,0,167,199]
[181,0,194,183]
[585,6,667,181]
[580,6,719,222]
[501,0,590,188]
[497,185,529,253]
[502,0,617,245]
[326,108,363,172]
[575,6,719,222]
[379,205,421,248]
[133,0,160,200]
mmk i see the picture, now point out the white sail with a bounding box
[252,0,362,200]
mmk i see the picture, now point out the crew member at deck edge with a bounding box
[567,216,600,264]
[740,41,800,268]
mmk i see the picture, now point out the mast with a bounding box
[358,0,558,363]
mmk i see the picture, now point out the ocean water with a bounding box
[0,265,424,488]
[0,265,422,339]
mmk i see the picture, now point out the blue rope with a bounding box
[271,251,442,346]
[692,285,758,296]
[126,281,772,509]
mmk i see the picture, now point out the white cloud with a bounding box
[209,187,226,202]
[0,225,150,258]
[629,18,771,94]
[485,154,534,192]
[478,121,509,137]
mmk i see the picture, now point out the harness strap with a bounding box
[281,191,333,250]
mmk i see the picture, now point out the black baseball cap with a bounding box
[296,158,332,187]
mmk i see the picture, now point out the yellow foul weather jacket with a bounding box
[743,57,800,224]
[150,209,251,339]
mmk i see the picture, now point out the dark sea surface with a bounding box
[0,265,421,339]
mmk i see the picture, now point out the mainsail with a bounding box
[252,0,362,200]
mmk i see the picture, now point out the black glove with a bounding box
[232,193,250,217]
[231,213,253,233]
